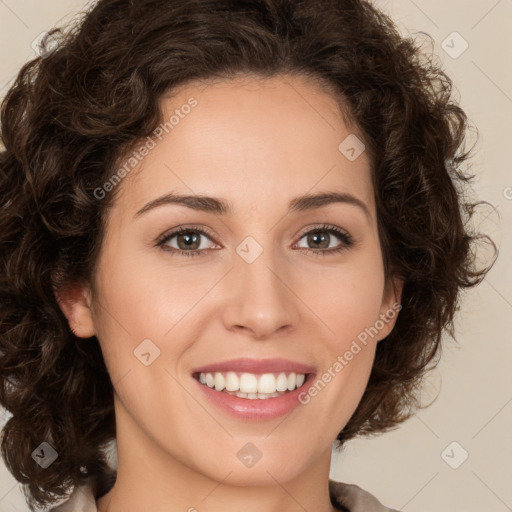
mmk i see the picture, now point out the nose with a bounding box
[221,247,300,340]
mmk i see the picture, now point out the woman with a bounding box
[0,1,496,511]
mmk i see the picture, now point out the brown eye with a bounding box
[294,225,354,256]
[174,231,202,251]
[156,226,217,257]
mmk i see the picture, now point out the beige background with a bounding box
[0,1,511,511]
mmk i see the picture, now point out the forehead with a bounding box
[113,73,375,221]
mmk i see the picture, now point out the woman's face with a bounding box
[59,73,401,486]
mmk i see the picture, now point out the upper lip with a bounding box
[191,358,316,375]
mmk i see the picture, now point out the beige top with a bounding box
[49,479,401,512]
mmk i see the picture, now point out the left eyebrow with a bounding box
[288,191,371,221]
[134,190,371,221]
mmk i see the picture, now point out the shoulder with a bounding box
[50,478,400,512]
[329,479,401,512]
[48,483,98,512]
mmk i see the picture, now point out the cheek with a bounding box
[93,244,195,333]
[89,244,216,382]
[312,256,386,348]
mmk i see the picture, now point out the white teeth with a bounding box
[214,372,225,391]
[239,373,258,393]
[225,372,239,391]
[276,373,289,392]
[205,373,215,388]
[225,390,286,399]
[258,373,277,394]
[197,371,308,397]
[287,372,296,391]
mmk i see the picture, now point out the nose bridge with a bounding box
[222,234,299,338]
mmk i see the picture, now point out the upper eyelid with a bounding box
[156,224,216,244]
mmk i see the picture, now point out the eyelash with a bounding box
[155,223,354,258]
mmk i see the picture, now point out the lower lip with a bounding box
[192,373,316,420]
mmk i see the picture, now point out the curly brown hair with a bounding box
[0,0,497,510]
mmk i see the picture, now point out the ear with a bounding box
[53,282,96,338]
[376,273,403,342]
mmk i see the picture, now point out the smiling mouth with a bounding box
[193,371,311,399]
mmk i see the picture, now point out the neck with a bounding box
[96,397,337,512]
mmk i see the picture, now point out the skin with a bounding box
[56,73,402,512]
